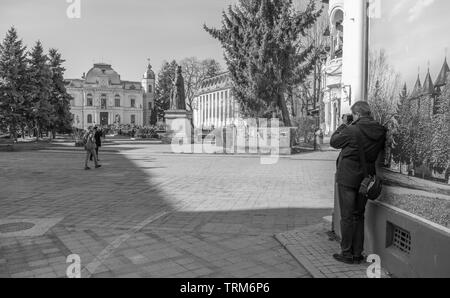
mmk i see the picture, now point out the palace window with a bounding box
[101,94,107,109]
[131,115,136,124]
[148,85,153,93]
[115,95,121,107]
[131,98,136,108]
[87,114,93,124]
[87,94,93,106]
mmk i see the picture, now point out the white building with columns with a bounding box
[192,72,241,130]
[322,0,368,134]
[66,62,155,129]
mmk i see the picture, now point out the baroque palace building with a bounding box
[66,62,155,129]
[193,72,241,130]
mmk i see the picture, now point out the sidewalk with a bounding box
[275,218,390,278]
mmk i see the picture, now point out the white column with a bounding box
[217,93,220,128]
[342,0,368,115]
[224,98,228,127]
[222,98,226,127]
[199,98,201,128]
[209,95,213,127]
[324,99,330,134]
[203,97,206,128]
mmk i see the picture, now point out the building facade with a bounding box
[66,62,155,129]
[193,72,241,130]
[321,0,368,135]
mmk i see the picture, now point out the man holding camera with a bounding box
[330,101,387,264]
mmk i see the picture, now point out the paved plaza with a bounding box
[0,145,339,278]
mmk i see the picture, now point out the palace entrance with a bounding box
[100,112,109,126]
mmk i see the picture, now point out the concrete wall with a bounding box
[332,189,450,277]
[365,201,450,278]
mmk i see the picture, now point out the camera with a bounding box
[342,114,354,125]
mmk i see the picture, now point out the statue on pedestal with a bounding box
[170,66,186,111]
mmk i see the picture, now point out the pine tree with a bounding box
[204,0,322,126]
[155,60,178,122]
[48,48,73,137]
[410,94,434,178]
[0,27,29,140]
[430,81,450,175]
[28,41,53,139]
[392,84,411,168]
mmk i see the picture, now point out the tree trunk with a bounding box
[278,92,291,127]
[35,122,40,142]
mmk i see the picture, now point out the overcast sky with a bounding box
[370,0,450,89]
[0,0,236,81]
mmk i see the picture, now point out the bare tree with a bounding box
[179,57,221,113]
[367,50,402,166]
[367,50,401,127]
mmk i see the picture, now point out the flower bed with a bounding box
[380,193,450,228]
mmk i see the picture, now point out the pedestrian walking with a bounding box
[83,127,101,170]
[330,101,386,265]
[90,126,102,161]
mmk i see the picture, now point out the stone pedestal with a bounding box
[164,110,193,146]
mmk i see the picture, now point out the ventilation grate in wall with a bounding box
[392,225,412,254]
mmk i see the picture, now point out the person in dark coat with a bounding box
[330,101,386,264]
[90,126,102,161]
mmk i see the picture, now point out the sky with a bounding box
[0,0,236,81]
[370,0,450,89]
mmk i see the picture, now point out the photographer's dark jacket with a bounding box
[331,117,387,189]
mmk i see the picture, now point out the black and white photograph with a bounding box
[0,0,448,285]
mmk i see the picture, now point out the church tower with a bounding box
[142,59,156,126]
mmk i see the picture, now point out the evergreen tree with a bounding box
[48,48,73,137]
[28,41,53,139]
[430,81,450,175]
[155,60,178,122]
[392,84,412,168]
[150,107,158,126]
[414,95,434,176]
[0,27,29,140]
[204,0,322,126]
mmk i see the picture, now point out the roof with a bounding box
[434,58,450,87]
[411,74,422,98]
[196,72,232,95]
[422,69,435,95]
[143,63,155,80]
[85,63,121,85]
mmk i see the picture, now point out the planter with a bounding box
[365,200,450,278]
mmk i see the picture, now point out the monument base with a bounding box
[163,110,193,145]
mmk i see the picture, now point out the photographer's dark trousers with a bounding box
[338,185,368,258]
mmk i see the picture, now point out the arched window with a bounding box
[87,94,93,106]
[87,114,93,124]
[115,94,121,107]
